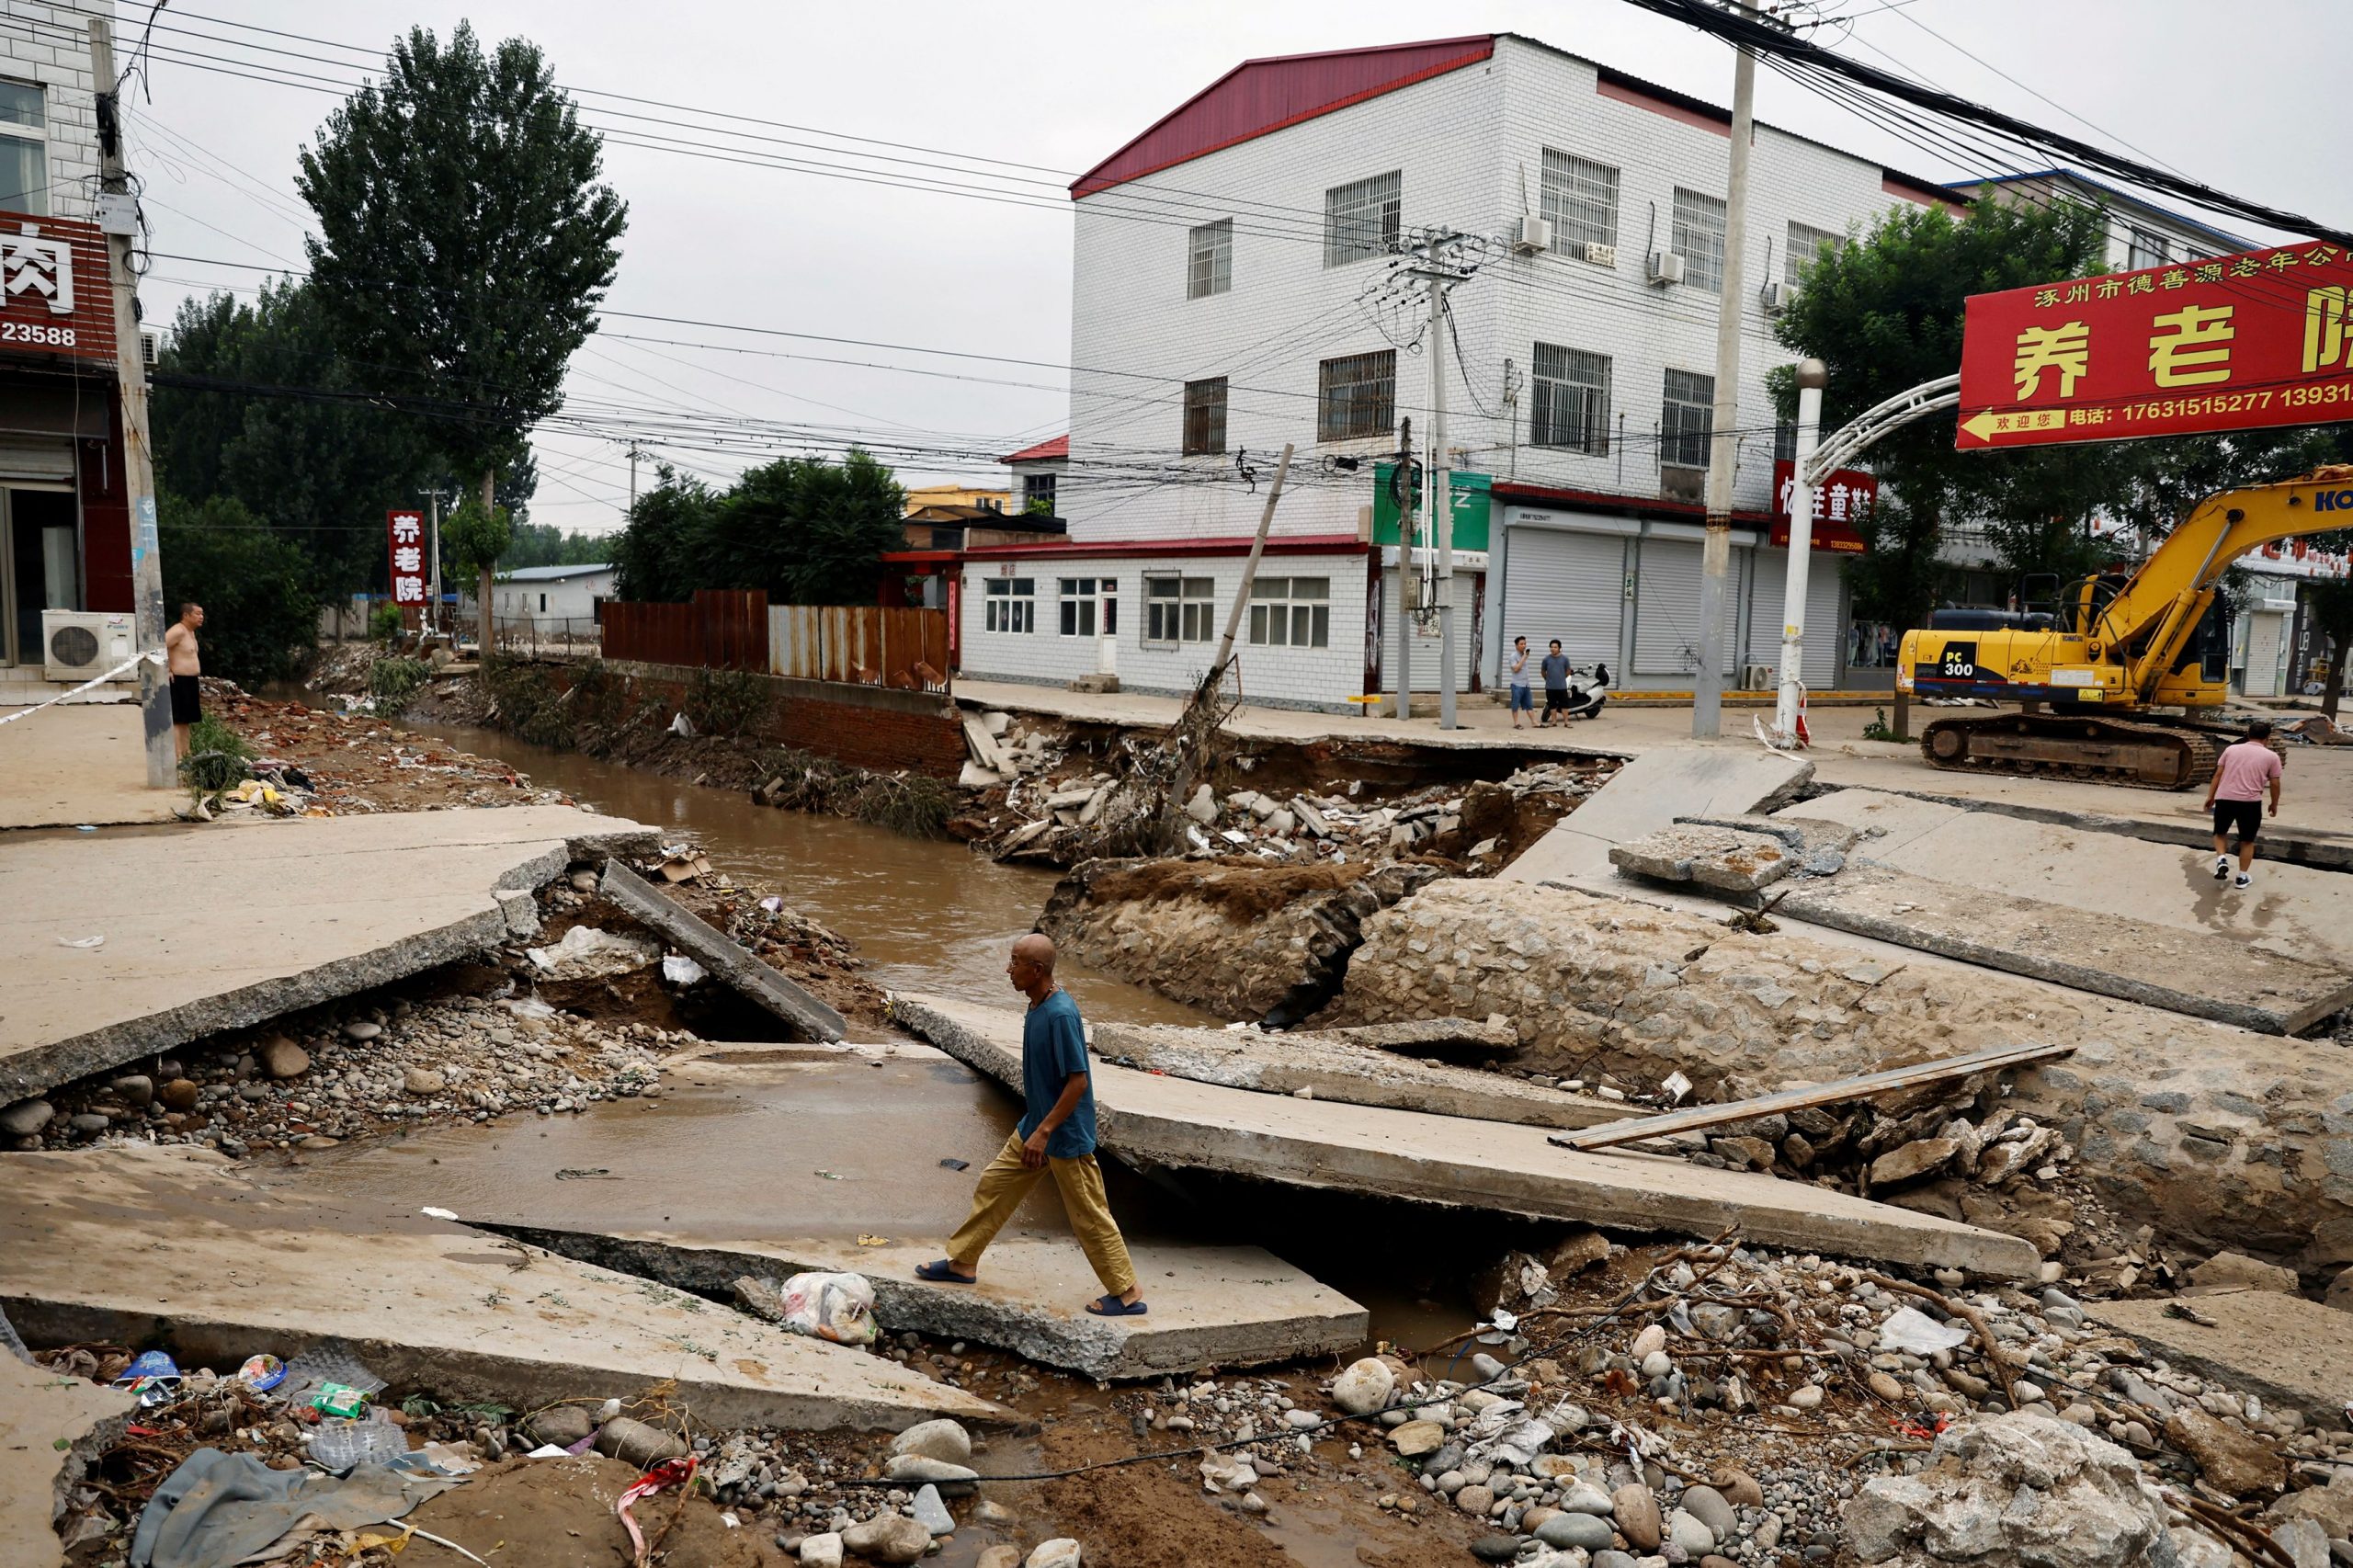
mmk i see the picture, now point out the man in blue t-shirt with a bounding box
[919,933,1146,1316]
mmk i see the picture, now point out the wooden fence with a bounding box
[770,604,950,689]
[600,589,769,670]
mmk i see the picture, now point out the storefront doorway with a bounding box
[2,484,78,666]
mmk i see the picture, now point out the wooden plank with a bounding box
[1545,1040,2075,1153]
[598,860,847,1041]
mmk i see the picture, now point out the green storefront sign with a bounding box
[1372,463,1492,552]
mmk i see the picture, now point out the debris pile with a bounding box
[208,684,567,815]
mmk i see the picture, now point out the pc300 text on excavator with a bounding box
[1897,467,2347,790]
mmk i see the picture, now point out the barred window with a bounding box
[1530,344,1610,455]
[1145,575,1215,643]
[1248,576,1330,649]
[1182,377,1228,456]
[1188,218,1233,300]
[1317,349,1394,442]
[1324,171,1401,267]
[1785,221,1844,289]
[1022,472,1057,513]
[1662,369,1715,471]
[983,577,1034,633]
[1671,187,1728,292]
[1540,150,1619,254]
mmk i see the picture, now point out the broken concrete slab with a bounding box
[897,994,2040,1280]
[2091,1290,2353,1429]
[1,1145,1003,1432]
[271,1043,1361,1381]
[1770,863,2353,1034]
[597,859,847,1040]
[1088,1021,1643,1132]
[0,807,658,1102]
[1780,788,2353,972]
[1505,747,1813,887]
[0,1346,134,1568]
[1609,823,1794,892]
[1303,1017,1518,1055]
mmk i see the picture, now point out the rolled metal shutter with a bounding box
[0,438,75,481]
[1378,568,1480,693]
[1747,552,1844,687]
[1632,539,1737,676]
[1500,528,1623,671]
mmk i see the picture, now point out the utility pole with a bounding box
[627,443,648,513]
[1427,267,1457,730]
[89,18,171,787]
[1205,443,1295,696]
[1391,416,1414,720]
[1773,358,1827,745]
[1694,0,1759,739]
[416,485,455,638]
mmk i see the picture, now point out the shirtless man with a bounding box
[165,603,203,758]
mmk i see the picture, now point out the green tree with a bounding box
[442,496,511,641]
[610,451,904,604]
[502,519,609,569]
[2310,577,2353,721]
[298,20,626,652]
[610,466,718,602]
[157,494,320,687]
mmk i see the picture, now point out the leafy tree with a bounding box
[442,496,511,640]
[502,520,610,569]
[157,493,320,687]
[2309,576,2353,721]
[612,451,904,604]
[610,466,718,602]
[298,20,626,652]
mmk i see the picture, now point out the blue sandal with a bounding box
[1086,1294,1148,1316]
[915,1260,977,1284]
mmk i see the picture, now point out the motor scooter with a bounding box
[1556,662,1608,721]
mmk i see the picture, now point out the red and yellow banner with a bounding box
[1957,239,2353,448]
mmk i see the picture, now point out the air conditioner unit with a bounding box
[1759,280,1794,314]
[1659,464,1705,504]
[1646,250,1685,286]
[1743,663,1779,691]
[42,608,135,683]
[1512,213,1552,255]
[1582,241,1617,268]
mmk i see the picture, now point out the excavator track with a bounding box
[1917,710,2222,790]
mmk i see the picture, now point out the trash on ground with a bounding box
[733,1270,880,1346]
[233,1354,284,1392]
[113,1347,181,1406]
[57,933,105,949]
[524,923,660,980]
[1880,1303,1973,1355]
[660,954,708,987]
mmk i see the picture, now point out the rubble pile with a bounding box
[208,684,570,815]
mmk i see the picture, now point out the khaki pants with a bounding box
[946,1132,1137,1295]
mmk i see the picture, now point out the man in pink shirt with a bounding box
[2204,720,2283,891]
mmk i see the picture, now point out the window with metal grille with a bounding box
[0,81,45,216]
[2126,226,2170,271]
[1145,574,1215,643]
[1182,378,1228,456]
[1540,150,1619,254]
[1671,187,1728,292]
[1530,344,1610,454]
[1662,369,1715,471]
[1774,419,1797,463]
[983,577,1034,633]
[1317,350,1394,442]
[1247,576,1330,648]
[1188,218,1233,299]
[1785,221,1843,288]
[1324,171,1401,267]
[1023,472,1057,514]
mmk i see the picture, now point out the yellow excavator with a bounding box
[1896,466,2347,790]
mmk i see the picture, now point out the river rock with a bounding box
[1612,1483,1662,1550]
[161,1078,200,1112]
[1868,1370,1905,1403]
[2165,1406,2287,1495]
[0,1098,53,1136]
[910,1484,954,1536]
[799,1533,843,1568]
[1593,1555,1637,1568]
[2270,1520,2331,1568]
[1629,1324,1666,1360]
[594,1416,686,1467]
[1468,1535,1520,1562]
[1537,1511,1617,1551]
[1847,1413,2175,1568]
[1870,1137,1959,1186]
[884,1454,979,1495]
[111,1074,154,1108]
[2266,1471,2353,1538]
[525,1405,594,1448]
[891,1418,972,1465]
[1332,1358,1393,1415]
[839,1512,928,1564]
[1389,1420,1443,1457]
[973,1549,1018,1568]
[1679,1485,1737,1540]
[1558,1482,1614,1516]
[257,1036,310,1079]
[344,1020,382,1041]
[1711,1466,1764,1508]
[1454,1483,1495,1517]
[2187,1251,2300,1294]
[1025,1542,1082,1568]
[1788,1383,1824,1411]
[403,1066,447,1096]
[68,1112,109,1134]
[1668,1508,1716,1555]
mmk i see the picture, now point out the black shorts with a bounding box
[1542,687,1570,715]
[2212,800,2262,842]
[170,674,200,725]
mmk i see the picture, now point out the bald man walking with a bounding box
[919,934,1146,1316]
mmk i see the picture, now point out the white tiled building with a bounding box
[958,32,1974,709]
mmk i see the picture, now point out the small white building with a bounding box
[491,562,616,629]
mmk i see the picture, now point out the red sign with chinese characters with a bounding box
[386,509,426,608]
[1958,239,2353,448]
[0,210,116,367]
[1768,459,1876,552]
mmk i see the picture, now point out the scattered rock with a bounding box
[111,1074,154,1108]
[1630,1324,1666,1360]
[1331,1357,1393,1416]
[1025,1542,1083,1568]
[525,1405,594,1448]
[890,1418,972,1465]
[1389,1421,1444,1457]
[68,1112,109,1134]
[1667,1508,1716,1556]
[884,1454,979,1494]
[1870,1136,1960,1186]
[1847,1413,2177,1567]
[1455,1483,1495,1517]
[1468,1534,1521,1562]
[909,1483,954,1536]
[256,1036,310,1080]
[344,1020,383,1041]
[2186,1251,2301,1295]
[800,1533,844,1568]
[1538,1511,1617,1551]
[973,1549,1019,1568]
[1612,1483,1662,1551]
[1679,1485,1736,1540]
[593,1416,686,1468]
[2164,1405,2287,1495]
[0,1097,53,1136]
[160,1079,200,1113]
[1711,1467,1764,1508]
[403,1066,446,1096]
[1788,1384,1824,1411]
[839,1512,929,1564]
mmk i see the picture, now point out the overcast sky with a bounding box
[123,0,2353,535]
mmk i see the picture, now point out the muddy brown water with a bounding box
[406,722,1210,1028]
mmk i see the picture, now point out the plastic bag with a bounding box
[1880,1304,1971,1355]
[312,1412,408,1473]
[774,1271,878,1346]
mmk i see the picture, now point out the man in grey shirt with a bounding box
[1540,640,1571,726]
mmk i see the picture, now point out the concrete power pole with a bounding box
[1774,358,1828,744]
[89,18,171,787]
[418,486,450,637]
[1694,0,1759,740]
[1390,416,1414,720]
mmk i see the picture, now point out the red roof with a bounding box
[999,435,1069,464]
[1072,36,1496,199]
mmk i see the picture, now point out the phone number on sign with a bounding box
[0,320,77,347]
[2119,379,2353,422]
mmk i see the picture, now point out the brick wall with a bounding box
[582,661,969,779]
